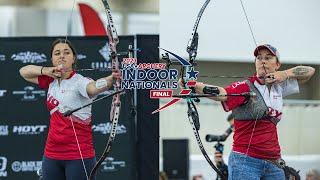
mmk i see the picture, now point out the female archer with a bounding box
[183,44,315,180]
[19,39,117,180]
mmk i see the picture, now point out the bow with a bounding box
[156,0,260,179]
[180,1,227,179]
[158,1,292,179]
[88,0,123,179]
[183,1,282,179]
[153,0,230,179]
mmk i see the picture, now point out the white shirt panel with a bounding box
[48,74,95,120]
[253,78,299,121]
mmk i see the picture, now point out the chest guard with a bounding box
[232,80,272,122]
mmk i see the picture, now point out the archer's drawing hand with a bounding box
[42,66,62,79]
[265,71,288,85]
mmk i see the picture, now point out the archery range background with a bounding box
[0,35,159,180]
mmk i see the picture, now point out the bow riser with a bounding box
[110,97,121,122]
[102,0,121,123]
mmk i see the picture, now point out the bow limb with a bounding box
[89,0,122,179]
[183,0,227,179]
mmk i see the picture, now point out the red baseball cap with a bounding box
[254,44,280,61]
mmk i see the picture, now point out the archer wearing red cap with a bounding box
[187,44,315,180]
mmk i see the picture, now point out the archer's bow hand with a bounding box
[178,78,186,90]
[112,71,121,79]
[105,72,121,88]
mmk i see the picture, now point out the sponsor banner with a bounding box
[99,43,111,62]
[12,125,47,135]
[11,161,42,172]
[0,125,9,136]
[12,86,46,101]
[11,51,47,63]
[77,54,87,60]
[0,54,5,61]
[0,157,8,177]
[101,157,126,172]
[90,43,112,69]
[92,123,126,135]
[0,90,7,97]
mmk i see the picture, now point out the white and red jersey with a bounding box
[222,75,299,159]
[38,72,96,160]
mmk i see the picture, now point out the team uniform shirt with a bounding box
[38,72,96,160]
[222,75,299,159]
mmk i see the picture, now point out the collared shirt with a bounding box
[38,72,96,160]
[222,75,299,159]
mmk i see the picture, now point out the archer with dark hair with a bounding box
[19,39,119,180]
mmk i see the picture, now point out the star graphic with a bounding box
[187,67,199,80]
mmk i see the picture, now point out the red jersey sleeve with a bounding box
[38,75,54,89]
[221,81,250,112]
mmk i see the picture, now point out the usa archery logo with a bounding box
[119,48,199,114]
[120,57,179,90]
[151,48,199,114]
